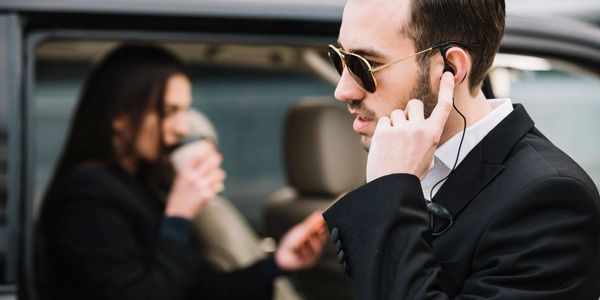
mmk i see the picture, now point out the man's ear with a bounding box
[444,47,471,86]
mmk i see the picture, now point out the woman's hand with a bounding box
[275,211,328,272]
[165,141,225,220]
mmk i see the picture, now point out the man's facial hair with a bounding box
[356,62,438,152]
[411,63,438,118]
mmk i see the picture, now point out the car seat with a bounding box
[264,97,367,300]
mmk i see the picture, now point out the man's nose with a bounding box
[334,69,366,103]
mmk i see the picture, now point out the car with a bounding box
[506,0,600,26]
[1,1,599,299]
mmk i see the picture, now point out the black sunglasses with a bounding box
[327,41,480,93]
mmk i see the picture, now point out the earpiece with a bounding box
[440,43,469,83]
[440,44,456,75]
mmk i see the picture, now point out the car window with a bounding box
[490,53,600,188]
[32,40,333,229]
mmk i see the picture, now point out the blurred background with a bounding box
[1,0,599,299]
[33,42,335,231]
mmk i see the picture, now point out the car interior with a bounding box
[26,35,600,300]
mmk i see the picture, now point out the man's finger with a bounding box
[390,109,407,127]
[376,116,392,130]
[405,99,425,122]
[429,72,455,130]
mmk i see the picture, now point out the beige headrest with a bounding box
[284,97,366,196]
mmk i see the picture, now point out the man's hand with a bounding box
[275,211,328,272]
[366,72,455,182]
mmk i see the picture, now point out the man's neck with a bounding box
[439,89,492,146]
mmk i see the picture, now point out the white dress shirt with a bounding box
[422,99,514,200]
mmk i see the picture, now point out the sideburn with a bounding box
[410,63,438,118]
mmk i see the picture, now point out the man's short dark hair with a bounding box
[402,0,506,95]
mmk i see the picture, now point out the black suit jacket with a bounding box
[323,105,600,300]
[41,165,280,300]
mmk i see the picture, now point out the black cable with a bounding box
[426,43,471,235]
[427,97,467,236]
[429,98,467,201]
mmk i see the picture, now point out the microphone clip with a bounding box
[426,200,454,236]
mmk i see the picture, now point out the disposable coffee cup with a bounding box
[170,136,209,172]
[170,135,224,193]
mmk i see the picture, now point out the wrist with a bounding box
[274,247,285,271]
[274,247,296,272]
[268,254,287,276]
[164,208,194,220]
[160,216,193,244]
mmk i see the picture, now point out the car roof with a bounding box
[0,0,346,21]
[507,0,600,24]
[2,0,599,72]
[1,0,599,23]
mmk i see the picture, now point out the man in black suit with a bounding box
[323,0,600,299]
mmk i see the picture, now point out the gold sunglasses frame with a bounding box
[328,44,434,93]
[328,41,479,93]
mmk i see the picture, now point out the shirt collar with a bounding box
[434,99,514,170]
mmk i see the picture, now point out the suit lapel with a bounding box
[431,105,535,234]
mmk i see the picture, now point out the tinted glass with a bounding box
[346,54,376,93]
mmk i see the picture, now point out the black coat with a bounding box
[41,165,279,300]
[323,105,600,300]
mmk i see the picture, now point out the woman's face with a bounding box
[135,73,192,162]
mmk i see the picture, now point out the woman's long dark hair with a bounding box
[43,44,190,204]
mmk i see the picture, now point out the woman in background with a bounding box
[40,45,327,300]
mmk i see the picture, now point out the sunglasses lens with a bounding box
[346,55,376,93]
[327,48,344,75]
